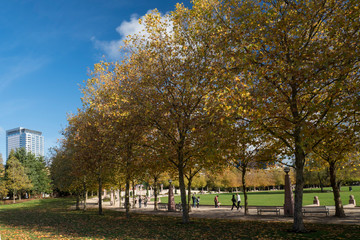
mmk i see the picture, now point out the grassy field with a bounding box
[0,198,360,239]
[161,186,360,206]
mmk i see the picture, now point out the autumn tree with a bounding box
[119,10,226,223]
[5,154,32,203]
[312,115,359,217]
[80,61,150,217]
[188,0,360,232]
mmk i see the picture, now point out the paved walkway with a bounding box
[77,197,360,225]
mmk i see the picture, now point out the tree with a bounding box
[0,154,8,199]
[220,119,276,215]
[312,116,359,217]
[80,61,149,217]
[14,148,52,196]
[120,10,226,223]
[5,154,32,203]
[194,0,360,232]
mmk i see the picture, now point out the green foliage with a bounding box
[0,154,8,198]
[13,148,52,194]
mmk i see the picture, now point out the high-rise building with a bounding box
[6,127,44,159]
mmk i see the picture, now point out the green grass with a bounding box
[0,198,360,239]
[161,186,360,206]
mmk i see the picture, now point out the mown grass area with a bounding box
[0,198,359,239]
[161,186,360,206]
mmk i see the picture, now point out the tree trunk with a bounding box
[118,182,122,207]
[76,192,80,210]
[293,136,306,232]
[132,180,135,208]
[318,172,324,192]
[13,190,16,204]
[125,177,130,218]
[83,179,87,211]
[178,165,189,223]
[329,161,346,217]
[98,175,103,215]
[187,178,192,213]
[153,176,158,211]
[241,166,249,215]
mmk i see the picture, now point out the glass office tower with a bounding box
[6,127,44,159]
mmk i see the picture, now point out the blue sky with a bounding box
[0,0,190,160]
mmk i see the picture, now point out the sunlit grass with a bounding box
[161,186,360,206]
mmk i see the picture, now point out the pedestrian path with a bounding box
[79,197,360,225]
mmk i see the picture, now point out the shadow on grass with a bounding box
[0,198,359,239]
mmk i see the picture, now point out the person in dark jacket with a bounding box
[231,194,237,210]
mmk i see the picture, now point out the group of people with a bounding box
[192,194,201,208]
[231,193,242,210]
[214,193,242,210]
[136,195,148,208]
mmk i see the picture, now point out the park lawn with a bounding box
[161,186,360,206]
[0,198,359,239]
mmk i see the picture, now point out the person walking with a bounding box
[214,195,219,208]
[144,196,148,208]
[236,193,242,210]
[138,196,142,208]
[196,196,200,208]
[231,194,237,210]
[192,194,197,207]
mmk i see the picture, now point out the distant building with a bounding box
[6,127,44,159]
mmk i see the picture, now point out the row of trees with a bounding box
[50,0,360,232]
[0,149,52,203]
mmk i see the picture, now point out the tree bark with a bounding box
[293,135,306,232]
[76,192,80,210]
[187,178,192,213]
[125,177,130,218]
[241,165,249,215]
[98,175,103,215]
[118,183,122,207]
[83,178,87,211]
[13,190,16,204]
[132,180,135,208]
[153,176,158,211]
[329,162,346,217]
[178,165,189,223]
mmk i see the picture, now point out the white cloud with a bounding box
[92,10,172,60]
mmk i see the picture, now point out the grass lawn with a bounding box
[160,186,360,206]
[0,198,360,239]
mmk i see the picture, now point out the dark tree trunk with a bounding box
[98,175,103,215]
[125,177,130,218]
[179,165,189,223]
[153,176,158,211]
[13,191,16,204]
[187,178,192,212]
[76,192,80,210]
[132,180,135,208]
[329,161,346,217]
[293,136,306,232]
[318,172,324,192]
[83,179,87,211]
[241,165,249,215]
[118,182,122,207]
